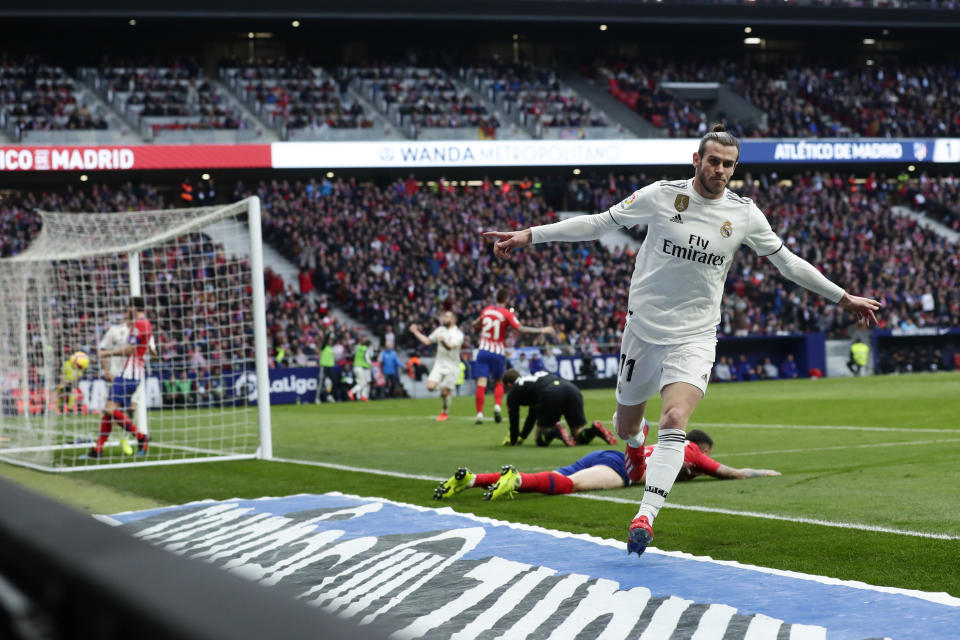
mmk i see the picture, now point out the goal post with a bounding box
[0,197,272,472]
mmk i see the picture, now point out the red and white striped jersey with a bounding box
[121,316,153,381]
[477,305,520,355]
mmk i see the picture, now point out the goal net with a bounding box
[0,196,272,472]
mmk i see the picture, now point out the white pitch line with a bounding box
[271,456,959,541]
[693,422,959,434]
[571,494,960,541]
[312,416,960,433]
[720,437,960,458]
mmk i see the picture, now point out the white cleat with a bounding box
[475,412,484,425]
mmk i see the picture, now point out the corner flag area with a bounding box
[105,493,960,640]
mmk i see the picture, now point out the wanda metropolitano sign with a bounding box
[0,139,958,172]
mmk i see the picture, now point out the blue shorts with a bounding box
[109,378,140,409]
[473,350,506,381]
[556,450,630,487]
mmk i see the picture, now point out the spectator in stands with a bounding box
[529,351,545,375]
[781,354,799,379]
[712,357,732,383]
[736,354,758,382]
[760,357,780,380]
[379,344,402,398]
[513,352,531,376]
[164,370,194,407]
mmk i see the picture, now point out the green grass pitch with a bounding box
[3,372,959,596]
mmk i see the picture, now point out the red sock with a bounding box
[95,414,113,451]
[112,410,141,438]
[473,472,501,488]
[475,386,486,413]
[519,471,574,495]
[493,382,504,406]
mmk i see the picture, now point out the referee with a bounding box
[502,369,617,447]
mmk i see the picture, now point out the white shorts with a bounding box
[615,329,716,406]
[131,381,144,407]
[428,367,457,390]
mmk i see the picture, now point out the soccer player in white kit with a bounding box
[410,311,465,421]
[484,125,881,556]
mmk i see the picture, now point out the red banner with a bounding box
[0,144,272,172]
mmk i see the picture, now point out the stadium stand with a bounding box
[228,172,957,352]
[218,61,406,141]
[0,56,112,142]
[343,64,503,140]
[599,58,960,138]
[81,60,258,143]
[4,172,957,362]
[462,59,623,139]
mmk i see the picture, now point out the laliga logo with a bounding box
[235,371,318,401]
[235,372,258,402]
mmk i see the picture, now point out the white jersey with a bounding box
[99,323,130,378]
[428,326,464,374]
[531,178,843,344]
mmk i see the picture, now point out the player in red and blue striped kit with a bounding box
[81,297,152,459]
[433,429,780,501]
[471,289,554,424]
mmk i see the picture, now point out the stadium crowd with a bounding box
[222,62,374,131]
[6,52,958,142]
[229,169,959,355]
[230,175,618,356]
[600,58,960,138]
[1,56,108,134]
[348,65,499,132]
[466,60,609,130]
[95,59,251,132]
[2,170,957,392]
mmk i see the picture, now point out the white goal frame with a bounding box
[0,196,272,472]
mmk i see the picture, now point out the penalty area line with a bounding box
[271,456,959,541]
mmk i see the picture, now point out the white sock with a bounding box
[635,428,686,524]
[626,418,648,448]
[442,394,451,412]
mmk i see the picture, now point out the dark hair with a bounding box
[502,369,520,387]
[697,123,740,162]
[686,429,714,448]
[129,296,145,311]
[496,288,510,304]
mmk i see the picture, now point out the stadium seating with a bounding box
[3,171,958,366]
[0,56,110,141]
[219,62,395,141]
[462,60,616,139]
[600,59,960,138]
[83,60,255,142]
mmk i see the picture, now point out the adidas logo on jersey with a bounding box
[669,214,683,224]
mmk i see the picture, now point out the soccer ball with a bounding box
[71,351,90,371]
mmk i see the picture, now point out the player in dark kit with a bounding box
[502,369,618,447]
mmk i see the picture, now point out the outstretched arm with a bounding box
[837,292,882,328]
[518,324,555,336]
[483,229,533,259]
[712,464,781,479]
[408,324,433,347]
[483,211,622,260]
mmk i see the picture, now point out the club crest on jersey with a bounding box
[720,220,733,238]
[674,194,689,212]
